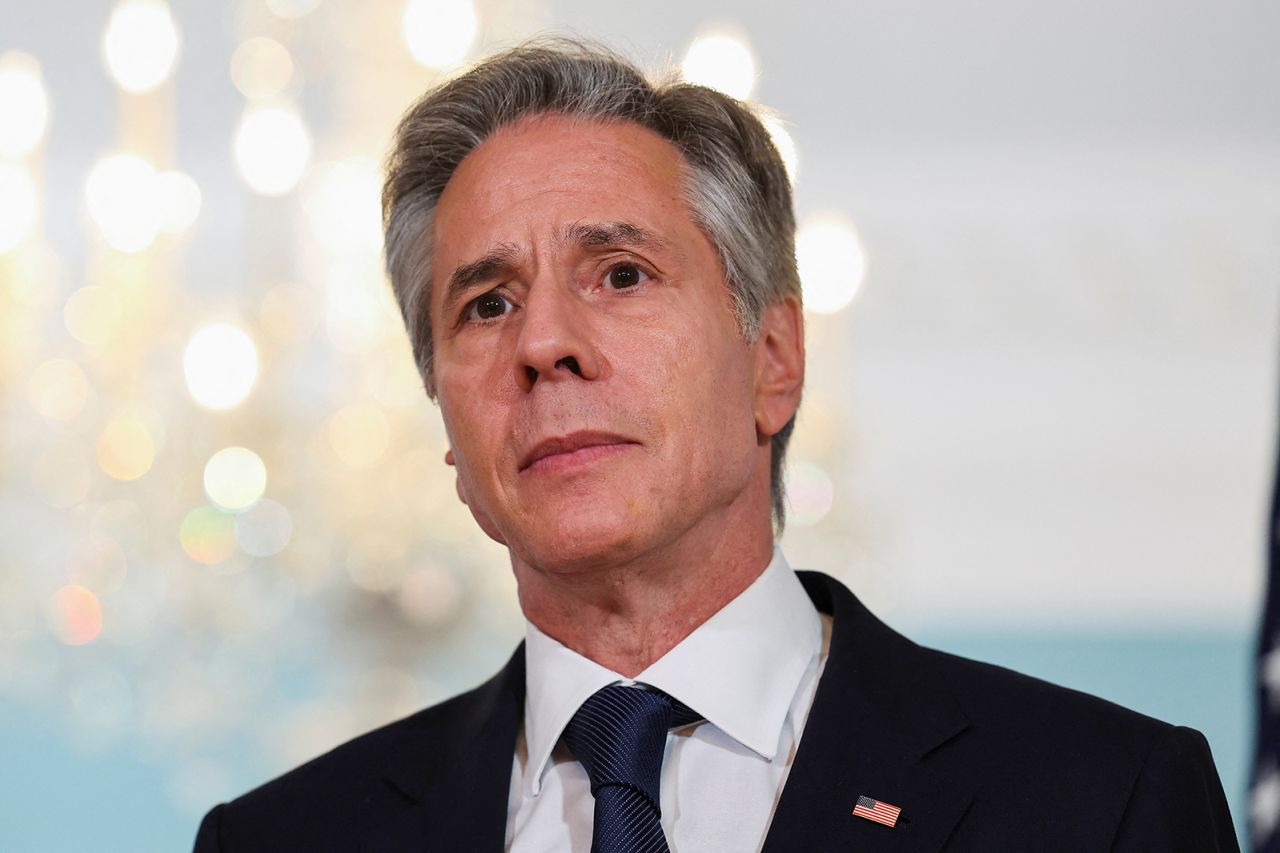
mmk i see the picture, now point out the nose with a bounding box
[513,280,601,392]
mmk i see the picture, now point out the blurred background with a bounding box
[1,0,1276,849]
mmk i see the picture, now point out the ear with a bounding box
[753,295,805,440]
[444,446,508,545]
[445,448,466,506]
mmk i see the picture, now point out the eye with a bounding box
[605,263,648,290]
[465,290,512,322]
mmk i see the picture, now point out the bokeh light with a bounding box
[265,0,321,18]
[796,212,866,315]
[785,460,835,527]
[96,417,157,481]
[233,104,311,196]
[328,403,390,468]
[68,538,129,596]
[102,0,181,94]
[258,282,321,344]
[346,533,406,592]
[0,162,38,252]
[98,581,161,646]
[2,244,62,308]
[63,285,123,347]
[27,359,90,422]
[64,284,124,348]
[366,347,429,407]
[302,157,383,252]
[85,153,162,252]
[156,170,202,235]
[183,322,259,410]
[48,585,103,646]
[681,32,756,100]
[90,499,149,556]
[0,52,50,158]
[760,113,799,182]
[230,37,294,101]
[323,264,399,353]
[31,439,91,509]
[179,506,238,565]
[203,447,268,512]
[402,0,478,69]
[397,566,463,627]
[234,499,293,557]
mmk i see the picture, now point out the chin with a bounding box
[512,509,656,575]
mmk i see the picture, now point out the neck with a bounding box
[513,517,774,678]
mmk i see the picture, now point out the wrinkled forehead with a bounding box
[440,113,688,218]
[429,113,700,281]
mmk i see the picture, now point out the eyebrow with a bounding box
[441,221,670,314]
[558,221,669,253]
[443,243,520,312]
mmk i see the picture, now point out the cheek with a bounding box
[437,386,502,490]
[648,327,757,463]
[435,328,524,420]
[438,331,513,394]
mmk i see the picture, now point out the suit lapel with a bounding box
[762,573,974,853]
[360,644,526,852]
[354,571,975,852]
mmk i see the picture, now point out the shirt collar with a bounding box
[522,615,624,796]
[521,547,822,796]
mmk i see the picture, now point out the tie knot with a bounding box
[562,684,700,808]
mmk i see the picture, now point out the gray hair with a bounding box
[382,38,803,529]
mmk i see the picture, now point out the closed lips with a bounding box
[519,432,638,471]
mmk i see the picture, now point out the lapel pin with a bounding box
[853,795,902,828]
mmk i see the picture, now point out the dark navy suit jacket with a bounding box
[194,571,1239,851]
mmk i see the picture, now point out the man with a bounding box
[195,40,1237,851]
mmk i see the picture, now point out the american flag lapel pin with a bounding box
[853,795,902,828]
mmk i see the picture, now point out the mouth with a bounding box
[518,431,640,474]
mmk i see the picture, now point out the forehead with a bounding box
[431,113,696,266]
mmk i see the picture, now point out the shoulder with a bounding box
[915,643,1183,794]
[918,647,1237,849]
[239,683,484,808]
[923,643,1169,757]
[806,568,1194,765]
[194,654,522,851]
[800,570,1237,849]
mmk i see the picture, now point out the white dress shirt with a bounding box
[505,548,831,853]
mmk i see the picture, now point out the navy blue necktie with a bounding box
[562,684,702,853]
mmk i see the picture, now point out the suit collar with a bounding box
[762,571,973,853]
[359,571,974,852]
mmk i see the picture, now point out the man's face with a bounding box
[429,114,785,573]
